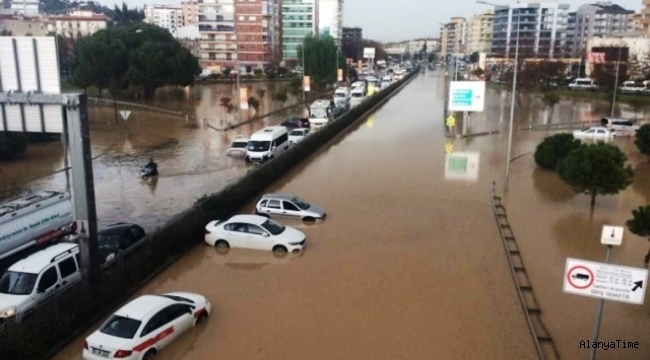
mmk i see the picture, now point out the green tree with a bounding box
[0,132,29,161]
[71,24,200,98]
[272,91,288,105]
[559,142,633,212]
[248,96,260,113]
[541,91,560,124]
[111,2,144,25]
[534,133,581,170]
[469,52,479,64]
[428,53,435,63]
[626,205,650,266]
[635,124,650,156]
[296,34,343,88]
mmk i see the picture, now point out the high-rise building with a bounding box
[199,0,279,69]
[281,0,317,60]
[318,0,342,40]
[181,1,199,26]
[642,0,650,35]
[491,0,570,59]
[467,10,493,54]
[440,17,467,60]
[571,2,634,57]
[628,13,643,33]
[10,0,39,15]
[342,27,362,42]
[144,4,183,36]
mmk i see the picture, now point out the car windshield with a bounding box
[160,294,195,303]
[261,219,285,236]
[289,130,304,136]
[311,108,328,118]
[351,93,363,98]
[231,141,248,148]
[334,93,346,98]
[100,315,142,339]
[98,234,122,250]
[292,197,311,210]
[248,141,270,151]
[0,271,37,295]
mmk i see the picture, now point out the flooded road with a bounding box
[51,71,537,360]
[0,82,302,230]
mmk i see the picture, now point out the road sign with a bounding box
[601,225,623,246]
[119,110,131,121]
[0,36,63,132]
[445,152,480,181]
[444,142,453,154]
[563,258,648,305]
[448,81,486,112]
[363,47,375,59]
[446,115,456,128]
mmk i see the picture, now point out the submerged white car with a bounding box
[572,126,615,140]
[289,128,310,145]
[83,292,210,360]
[204,215,306,253]
[226,138,249,157]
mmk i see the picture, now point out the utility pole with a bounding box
[610,46,622,119]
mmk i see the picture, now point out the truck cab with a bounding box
[309,100,332,129]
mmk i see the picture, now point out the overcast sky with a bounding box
[97,0,643,42]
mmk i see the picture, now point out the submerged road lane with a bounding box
[53,72,536,360]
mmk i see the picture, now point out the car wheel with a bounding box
[143,350,157,360]
[302,216,316,222]
[215,240,230,249]
[272,245,288,254]
[195,310,209,325]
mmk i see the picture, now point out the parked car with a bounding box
[226,138,249,157]
[280,116,309,128]
[568,78,598,91]
[83,292,210,360]
[288,128,310,145]
[254,194,326,221]
[0,243,80,322]
[572,126,615,140]
[204,215,306,253]
[600,117,639,132]
[332,102,349,117]
[98,223,146,263]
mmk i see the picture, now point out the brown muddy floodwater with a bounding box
[0,82,301,230]
[51,71,537,360]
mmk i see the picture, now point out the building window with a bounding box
[249,16,256,21]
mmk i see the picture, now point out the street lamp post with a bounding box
[478,0,519,191]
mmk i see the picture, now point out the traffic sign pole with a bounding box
[589,244,612,360]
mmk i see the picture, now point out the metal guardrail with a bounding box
[490,182,560,360]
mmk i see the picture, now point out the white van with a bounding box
[0,243,81,321]
[568,78,598,91]
[600,117,639,133]
[333,87,350,106]
[349,89,366,107]
[245,126,290,162]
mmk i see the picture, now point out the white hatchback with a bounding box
[83,292,211,360]
[289,128,310,145]
[204,215,306,253]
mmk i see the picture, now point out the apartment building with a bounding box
[144,4,183,36]
[642,0,650,35]
[318,0,342,40]
[491,0,570,59]
[571,2,633,57]
[10,0,39,15]
[181,1,199,26]
[342,26,362,42]
[0,14,53,35]
[440,17,467,60]
[52,10,107,39]
[199,0,279,69]
[467,9,493,54]
[628,13,643,33]
[281,0,317,60]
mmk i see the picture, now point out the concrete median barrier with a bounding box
[0,67,419,360]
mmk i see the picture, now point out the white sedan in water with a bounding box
[204,215,306,253]
[289,128,310,145]
[572,126,615,140]
[83,292,210,360]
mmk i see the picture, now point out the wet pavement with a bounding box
[51,70,538,360]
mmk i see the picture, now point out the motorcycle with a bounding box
[140,164,158,178]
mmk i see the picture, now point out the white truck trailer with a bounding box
[0,191,75,260]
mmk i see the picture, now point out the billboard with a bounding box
[0,36,63,132]
[478,53,487,71]
[303,76,310,92]
[337,69,343,82]
[363,47,375,59]
[448,81,486,112]
[445,152,480,181]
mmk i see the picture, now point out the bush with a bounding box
[253,69,264,77]
[534,133,581,170]
[635,124,650,156]
[0,132,29,161]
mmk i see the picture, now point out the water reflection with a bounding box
[203,247,303,270]
[552,213,615,256]
[632,162,650,204]
[532,168,575,202]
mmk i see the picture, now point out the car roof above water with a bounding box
[261,194,297,202]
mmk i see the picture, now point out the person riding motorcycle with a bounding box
[142,158,158,177]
